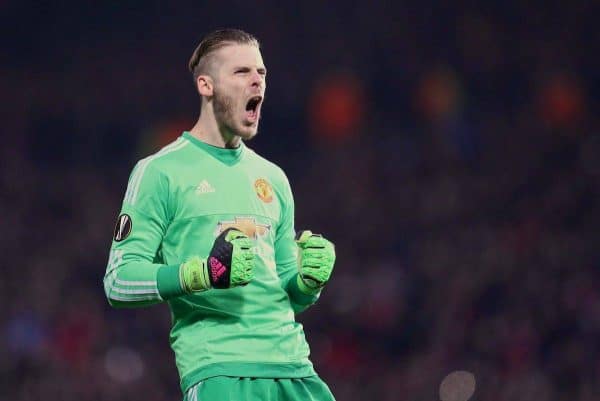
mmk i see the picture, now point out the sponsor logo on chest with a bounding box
[217,217,271,239]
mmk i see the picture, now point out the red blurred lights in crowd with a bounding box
[537,74,584,129]
[309,72,365,142]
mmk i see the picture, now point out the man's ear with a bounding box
[196,74,214,97]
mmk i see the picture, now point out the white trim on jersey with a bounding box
[111,287,159,295]
[104,249,163,303]
[115,278,157,287]
[108,293,160,302]
[124,138,189,205]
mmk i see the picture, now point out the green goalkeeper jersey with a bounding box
[104,132,319,392]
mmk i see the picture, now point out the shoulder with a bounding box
[133,137,192,175]
[124,138,191,204]
[128,136,196,185]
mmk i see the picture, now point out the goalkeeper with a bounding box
[103,29,337,401]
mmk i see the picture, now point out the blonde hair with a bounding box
[188,28,260,80]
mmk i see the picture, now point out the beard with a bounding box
[213,89,236,132]
[212,88,258,141]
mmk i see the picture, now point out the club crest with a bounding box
[254,178,273,203]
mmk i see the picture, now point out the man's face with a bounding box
[211,44,266,140]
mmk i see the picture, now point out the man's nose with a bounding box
[250,71,264,89]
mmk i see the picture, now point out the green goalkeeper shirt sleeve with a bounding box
[274,174,320,314]
[104,158,187,308]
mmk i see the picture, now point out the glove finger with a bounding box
[304,236,328,249]
[302,267,331,284]
[301,267,321,278]
[244,262,255,282]
[303,249,326,259]
[310,241,335,258]
[240,266,253,281]
[302,238,327,250]
[301,259,324,270]
[232,258,254,285]
[232,237,253,249]
[303,253,329,264]
[225,228,249,242]
[235,250,254,267]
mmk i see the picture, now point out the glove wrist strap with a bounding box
[297,274,321,295]
[180,256,211,292]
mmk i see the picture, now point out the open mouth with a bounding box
[245,96,263,122]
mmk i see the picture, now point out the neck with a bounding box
[188,107,241,149]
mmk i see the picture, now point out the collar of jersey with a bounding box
[182,131,245,165]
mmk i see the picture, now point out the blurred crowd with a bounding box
[2,1,599,400]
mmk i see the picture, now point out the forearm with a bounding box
[104,256,187,308]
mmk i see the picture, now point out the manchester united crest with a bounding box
[254,178,273,203]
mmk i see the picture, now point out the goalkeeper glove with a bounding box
[295,230,336,293]
[180,228,255,292]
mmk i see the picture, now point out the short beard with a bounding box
[212,89,238,140]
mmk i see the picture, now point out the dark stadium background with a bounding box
[2,1,599,400]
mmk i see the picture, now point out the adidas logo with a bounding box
[196,180,215,194]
